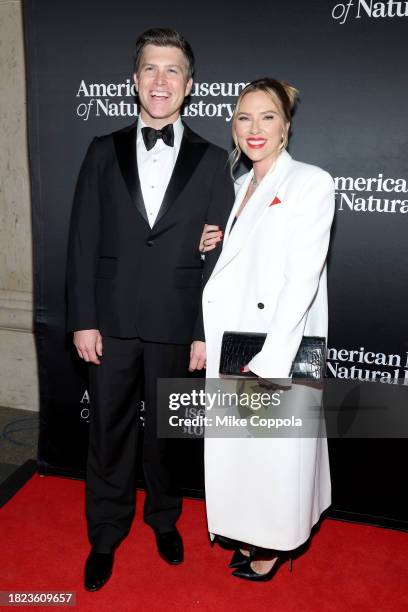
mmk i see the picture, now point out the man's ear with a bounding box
[133,72,139,92]
[185,78,193,97]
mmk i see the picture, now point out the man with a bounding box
[66,28,233,591]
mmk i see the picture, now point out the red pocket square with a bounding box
[270,196,282,206]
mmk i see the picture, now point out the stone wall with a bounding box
[0,0,38,410]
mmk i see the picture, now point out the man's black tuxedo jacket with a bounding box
[66,121,234,344]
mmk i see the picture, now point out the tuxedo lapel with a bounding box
[113,122,150,225]
[154,125,209,226]
[211,150,293,278]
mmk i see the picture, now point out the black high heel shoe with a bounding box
[232,553,293,582]
[229,546,255,569]
[212,534,240,550]
[228,546,256,569]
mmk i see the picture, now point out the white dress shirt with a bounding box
[136,116,184,228]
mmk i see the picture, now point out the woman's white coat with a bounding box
[203,150,335,549]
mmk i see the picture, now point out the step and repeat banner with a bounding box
[24,0,408,526]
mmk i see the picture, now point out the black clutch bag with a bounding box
[219,332,326,380]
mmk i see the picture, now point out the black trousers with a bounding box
[86,336,190,552]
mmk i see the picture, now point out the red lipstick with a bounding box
[247,138,266,149]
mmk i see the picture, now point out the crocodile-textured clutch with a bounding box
[219,332,326,380]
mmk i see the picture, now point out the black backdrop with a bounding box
[24,0,408,529]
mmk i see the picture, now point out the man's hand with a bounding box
[199,224,223,253]
[73,329,103,365]
[189,341,206,371]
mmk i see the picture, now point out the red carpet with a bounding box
[1,475,407,611]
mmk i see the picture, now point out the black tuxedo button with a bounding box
[257,302,264,309]
[146,239,154,247]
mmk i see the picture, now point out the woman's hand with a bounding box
[240,365,291,390]
[199,224,223,253]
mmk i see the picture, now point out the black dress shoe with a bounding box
[84,550,114,591]
[155,529,184,564]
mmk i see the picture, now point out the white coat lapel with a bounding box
[211,150,292,278]
[223,171,253,242]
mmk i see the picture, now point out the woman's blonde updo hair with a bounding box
[230,77,299,173]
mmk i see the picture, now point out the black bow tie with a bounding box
[141,124,175,151]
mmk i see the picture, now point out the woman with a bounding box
[200,78,335,581]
